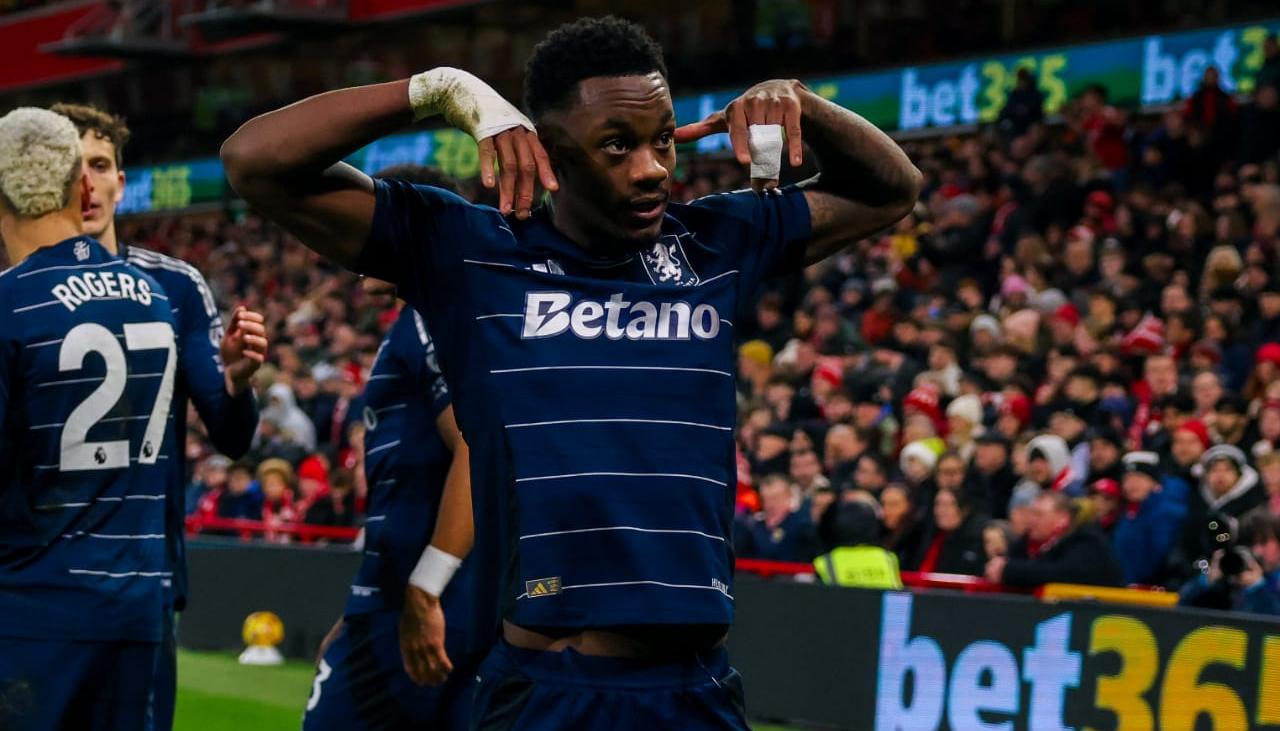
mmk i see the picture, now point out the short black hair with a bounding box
[523,16,667,120]
[372,164,460,194]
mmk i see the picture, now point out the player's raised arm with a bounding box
[675,80,922,265]
[220,71,557,269]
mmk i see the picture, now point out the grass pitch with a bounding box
[175,649,802,730]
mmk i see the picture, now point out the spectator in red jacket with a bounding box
[1073,84,1129,183]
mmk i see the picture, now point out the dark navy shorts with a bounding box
[303,611,479,731]
[471,640,748,731]
[0,636,158,731]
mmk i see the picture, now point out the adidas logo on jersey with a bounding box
[521,292,721,341]
[525,577,562,597]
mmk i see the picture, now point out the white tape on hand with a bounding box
[408,544,463,598]
[409,67,534,141]
[748,124,785,180]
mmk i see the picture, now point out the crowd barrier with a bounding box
[186,514,360,543]
[183,540,1280,729]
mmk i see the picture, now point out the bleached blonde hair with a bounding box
[0,107,81,218]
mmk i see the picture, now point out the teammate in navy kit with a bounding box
[303,165,479,731]
[0,107,178,731]
[223,16,920,729]
[51,102,268,731]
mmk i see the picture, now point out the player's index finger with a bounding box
[728,103,751,166]
[494,133,518,214]
[672,112,726,144]
[513,133,536,219]
[528,132,558,191]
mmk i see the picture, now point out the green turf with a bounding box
[176,649,313,731]
[175,649,805,730]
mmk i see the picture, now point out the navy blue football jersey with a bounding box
[359,180,810,635]
[0,236,178,642]
[345,305,470,634]
[124,245,259,610]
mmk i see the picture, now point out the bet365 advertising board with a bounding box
[118,17,1280,215]
[732,578,1280,730]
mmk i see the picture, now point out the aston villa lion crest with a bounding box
[642,239,699,286]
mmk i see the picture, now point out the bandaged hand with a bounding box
[673,79,806,192]
[409,67,558,218]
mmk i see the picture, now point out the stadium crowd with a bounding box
[157,50,1280,615]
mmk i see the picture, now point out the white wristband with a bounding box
[408,545,462,598]
[408,67,535,141]
[748,124,784,180]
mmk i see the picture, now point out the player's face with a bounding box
[79,132,124,238]
[543,73,676,249]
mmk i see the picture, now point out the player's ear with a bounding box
[115,170,126,205]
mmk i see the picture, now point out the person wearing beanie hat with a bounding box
[1188,339,1224,371]
[1032,288,1069,317]
[1088,477,1122,532]
[738,339,775,400]
[294,454,331,519]
[1257,342,1280,368]
[1113,451,1188,585]
[969,313,1003,356]
[994,391,1033,440]
[1120,450,1161,484]
[899,439,943,487]
[945,394,984,460]
[1000,274,1031,302]
[1049,303,1081,347]
[810,357,844,403]
[1123,314,1167,356]
[903,384,946,436]
[1172,419,1212,472]
[946,394,983,429]
[1087,426,1125,484]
